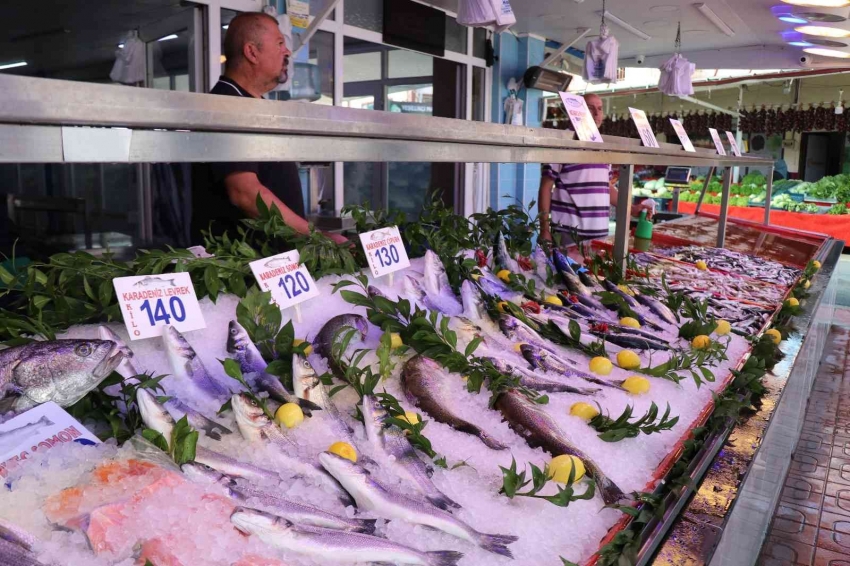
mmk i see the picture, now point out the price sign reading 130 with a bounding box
[359,226,410,278]
[249,250,320,314]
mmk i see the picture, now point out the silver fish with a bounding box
[231,507,464,566]
[97,326,140,382]
[474,270,524,304]
[231,394,354,506]
[227,320,321,416]
[496,389,625,505]
[404,276,452,315]
[0,538,43,566]
[553,249,590,296]
[367,285,389,299]
[321,452,517,556]
[0,520,36,552]
[493,232,520,274]
[460,280,488,323]
[498,315,556,354]
[422,250,463,316]
[520,344,622,390]
[486,358,600,395]
[634,293,678,325]
[312,314,369,381]
[163,325,231,401]
[0,340,123,413]
[601,279,640,309]
[0,416,53,451]
[361,395,459,511]
[292,354,355,443]
[181,462,376,534]
[402,356,507,451]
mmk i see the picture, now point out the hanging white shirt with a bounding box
[584,35,620,84]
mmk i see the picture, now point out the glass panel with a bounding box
[472,67,486,122]
[344,163,380,208]
[445,15,468,54]
[387,85,433,116]
[388,163,432,217]
[306,0,336,21]
[147,10,195,93]
[221,9,239,76]
[388,50,432,79]
[473,27,488,59]
[343,52,381,82]
[344,0,382,32]
[342,95,375,110]
[302,29,334,104]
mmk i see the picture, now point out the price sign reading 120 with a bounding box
[359,226,410,278]
[249,250,320,311]
[113,273,206,340]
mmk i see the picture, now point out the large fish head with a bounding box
[519,343,543,365]
[454,317,485,345]
[97,326,133,359]
[423,250,450,294]
[460,280,485,321]
[552,249,576,275]
[162,325,195,360]
[230,507,293,538]
[494,231,510,267]
[292,354,325,409]
[318,451,369,487]
[404,275,426,300]
[232,393,270,442]
[10,340,122,408]
[136,388,175,444]
[226,321,251,356]
[181,462,235,489]
[361,395,389,444]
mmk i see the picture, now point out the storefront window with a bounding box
[473,28,488,59]
[445,16,468,55]
[344,0,382,32]
[388,50,432,80]
[306,30,334,105]
[472,67,486,122]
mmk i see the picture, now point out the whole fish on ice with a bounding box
[422,250,463,316]
[0,340,123,413]
[292,353,357,444]
[485,358,599,395]
[162,325,231,401]
[312,314,369,381]
[520,344,622,389]
[0,416,53,452]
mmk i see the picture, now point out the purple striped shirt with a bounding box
[543,163,611,240]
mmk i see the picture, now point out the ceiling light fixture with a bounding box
[804,46,850,56]
[157,34,178,42]
[780,15,810,23]
[795,24,850,37]
[0,61,27,71]
[223,25,229,29]
[118,43,125,49]
[781,0,850,6]
[797,12,847,22]
[694,3,735,36]
[600,10,652,40]
[789,40,814,45]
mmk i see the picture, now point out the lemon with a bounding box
[497,301,509,313]
[714,320,731,336]
[570,402,600,421]
[695,260,708,271]
[765,328,782,345]
[461,375,469,382]
[619,317,641,329]
[496,269,512,283]
[513,343,525,352]
[804,279,812,290]
[589,357,613,375]
[387,332,404,349]
[293,338,313,356]
[786,297,800,307]
[622,376,651,395]
[617,284,635,297]
[471,273,481,281]
[275,403,304,429]
[617,350,641,370]
[399,411,420,426]
[544,295,563,306]
[328,441,357,463]
[692,335,711,350]
[547,455,586,484]
[813,260,822,270]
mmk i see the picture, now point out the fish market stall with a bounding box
[0,73,836,566]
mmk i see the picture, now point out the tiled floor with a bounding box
[759,319,850,566]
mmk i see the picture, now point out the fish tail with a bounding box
[426,493,462,511]
[477,431,509,451]
[297,397,323,415]
[597,474,627,505]
[425,550,464,566]
[475,532,519,558]
[353,518,378,535]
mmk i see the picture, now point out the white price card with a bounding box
[249,251,319,311]
[1,402,100,479]
[725,131,742,157]
[669,119,696,152]
[708,128,727,156]
[558,92,603,143]
[359,226,410,278]
[113,272,206,340]
[629,108,660,149]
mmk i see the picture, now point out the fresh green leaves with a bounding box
[220,358,273,419]
[498,457,596,507]
[142,416,198,467]
[589,402,679,442]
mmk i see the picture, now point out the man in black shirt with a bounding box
[191,12,347,244]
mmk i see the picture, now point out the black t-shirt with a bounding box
[191,77,304,242]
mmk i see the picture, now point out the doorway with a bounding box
[801,132,845,182]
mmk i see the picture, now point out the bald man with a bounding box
[191,12,347,244]
[538,93,654,246]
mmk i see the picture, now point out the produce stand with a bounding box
[0,73,836,566]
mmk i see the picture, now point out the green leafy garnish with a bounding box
[589,402,679,442]
[498,457,595,507]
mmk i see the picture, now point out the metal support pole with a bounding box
[671,187,680,214]
[764,166,774,226]
[614,164,635,274]
[716,167,732,248]
[694,166,715,215]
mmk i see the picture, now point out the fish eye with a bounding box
[75,344,92,357]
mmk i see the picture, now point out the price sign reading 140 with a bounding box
[359,226,410,278]
[249,250,320,312]
[113,273,206,340]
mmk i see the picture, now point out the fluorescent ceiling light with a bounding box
[0,61,27,71]
[157,34,178,42]
[780,15,810,23]
[223,25,229,29]
[789,40,814,45]
[804,46,850,56]
[694,3,735,37]
[782,0,850,6]
[795,24,850,37]
[601,11,651,40]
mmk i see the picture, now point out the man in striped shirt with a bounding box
[538,93,654,245]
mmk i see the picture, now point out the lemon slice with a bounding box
[328,441,358,463]
[275,403,305,429]
[547,455,586,483]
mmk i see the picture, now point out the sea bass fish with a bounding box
[0,416,53,451]
[227,320,321,416]
[231,394,354,506]
[231,507,464,566]
[292,354,355,443]
[181,462,376,534]
[313,314,369,381]
[0,340,123,413]
[552,249,590,296]
[520,344,622,390]
[361,395,459,511]
[422,250,463,316]
[485,358,600,395]
[401,356,507,451]
[98,325,141,380]
[495,389,625,505]
[634,293,678,325]
[0,519,36,552]
[320,452,518,556]
[162,326,231,401]
[0,538,43,566]
[493,232,520,274]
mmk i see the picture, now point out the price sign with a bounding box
[558,92,603,143]
[708,128,727,156]
[629,108,660,148]
[725,131,742,157]
[249,251,319,311]
[113,273,205,340]
[669,119,696,152]
[359,226,410,278]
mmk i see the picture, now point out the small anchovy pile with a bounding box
[653,246,802,288]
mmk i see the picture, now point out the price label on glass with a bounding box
[708,128,727,156]
[669,119,696,152]
[725,131,742,156]
[113,273,206,340]
[359,226,410,278]
[249,251,320,311]
[629,108,660,149]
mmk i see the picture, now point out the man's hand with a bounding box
[631,199,655,220]
[539,228,553,243]
[326,232,350,245]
